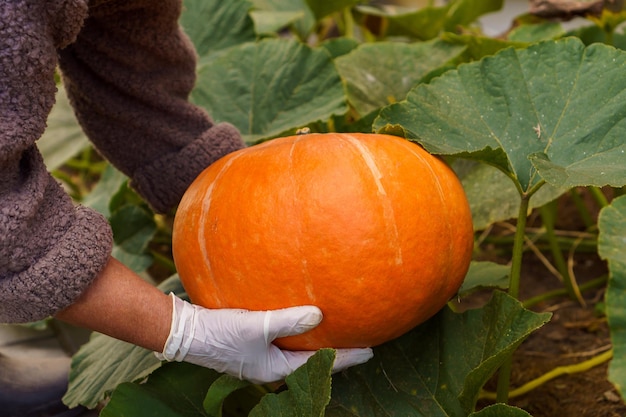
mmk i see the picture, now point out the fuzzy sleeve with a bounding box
[0,0,113,323]
[58,0,246,214]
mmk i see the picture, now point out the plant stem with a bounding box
[481,234,598,253]
[589,186,610,208]
[508,195,531,300]
[539,200,584,305]
[342,7,355,39]
[522,274,608,309]
[482,348,613,400]
[495,194,531,402]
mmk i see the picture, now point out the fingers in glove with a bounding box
[279,347,373,377]
[332,348,374,373]
[264,306,323,342]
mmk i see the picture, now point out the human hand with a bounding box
[155,293,373,384]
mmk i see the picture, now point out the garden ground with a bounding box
[474,189,626,417]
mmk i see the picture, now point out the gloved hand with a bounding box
[155,293,373,384]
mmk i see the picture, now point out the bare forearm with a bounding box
[55,256,172,352]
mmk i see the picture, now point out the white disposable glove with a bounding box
[155,293,373,384]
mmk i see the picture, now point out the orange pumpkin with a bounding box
[172,133,474,350]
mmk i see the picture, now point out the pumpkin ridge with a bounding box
[197,153,244,308]
[402,139,473,295]
[289,136,316,303]
[342,133,403,266]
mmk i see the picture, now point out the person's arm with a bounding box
[55,256,374,384]
[58,0,245,214]
[54,256,171,352]
[0,0,113,324]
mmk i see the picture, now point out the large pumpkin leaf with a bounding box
[97,349,334,417]
[375,38,626,195]
[249,10,305,35]
[249,0,316,39]
[80,164,127,218]
[80,164,157,273]
[453,160,566,229]
[469,404,532,417]
[507,21,565,43]
[320,37,360,59]
[355,0,503,41]
[109,204,157,273]
[440,32,526,61]
[326,291,550,417]
[458,261,509,296]
[180,0,257,58]
[100,362,220,417]
[63,275,186,409]
[203,375,251,417]
[335,39,466,117]
[304,0,362,20]
[63,334,160,409]
[598,194,626,398]
[354,4,447,41]
[567,24,626,51]
[192,38,347,143]
[249,349,335,417]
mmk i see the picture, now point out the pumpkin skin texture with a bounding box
[172,133,474,350]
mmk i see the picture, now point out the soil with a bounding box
[474,189,626,417]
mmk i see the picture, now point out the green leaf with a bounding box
[442,0,504,33]
[319,37,360,59]
[507,21,565,43]
[249,349,335,417]
[250,10,305,35]
[326,291,550,417]
[63,275,184,409]
[355,4,449,41]
[458,261,509,296]
[335,39,466,117]
[375,38,626,194]
[79,164,157,272]
[63,333,160,409]
[39,86,89,171]
[587,9,626,35]
[355,0,503,41]
[598,194,626,397]
[100,362,220,417]
[109,205,157,273]
[159,274,188,300]
[566,24,626,51]
[180,0,257,58]
[192,38,347,143]
[469,403,532,417]
[304,0,362,20]
[249,0,316,39]
[441,32,526,61]
[453,160,566,229]
[203,375,251,417]
[108,179,151,214]
[80,164,128,218]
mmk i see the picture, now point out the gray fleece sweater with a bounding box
[0,0,244,323]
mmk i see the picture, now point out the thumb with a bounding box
[332,348,374,373]
[264,306,323,341]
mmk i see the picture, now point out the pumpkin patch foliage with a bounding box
[42,0,626,416]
